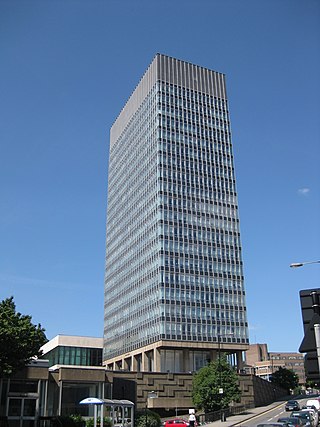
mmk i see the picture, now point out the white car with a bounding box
[301,408,318,427]
[306,399,320,411]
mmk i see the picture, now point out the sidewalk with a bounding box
[202,400,285,427]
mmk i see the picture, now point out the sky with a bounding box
[0,0,319,353]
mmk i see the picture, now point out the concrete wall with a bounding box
[0,365,288,421]
[110,371,288,413]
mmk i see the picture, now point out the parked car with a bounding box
[257,424,289,427]
[286,401,301,411]
[164,420,189,427]
[304,405,317,412]
[301,408,318,426]
[290,412,312,427]
[277,417,305,427]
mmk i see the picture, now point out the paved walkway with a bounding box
[202,400,286,427]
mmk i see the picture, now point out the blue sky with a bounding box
[0,0,319,353]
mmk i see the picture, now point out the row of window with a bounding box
[159,189,238,212]
[106,79,248,359]
[47,346,102,367]
[158,81,227,109]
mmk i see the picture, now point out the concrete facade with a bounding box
[41,335,104,353]
[0,363,288,427]
[105,340,246,374]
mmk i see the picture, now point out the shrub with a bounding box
[70,415,85,424]
[135,410,161,427]
[86,417,112,427]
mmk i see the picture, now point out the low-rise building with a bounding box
[245,344,305,385]
[40,335,103,367]
[0,336,290,427]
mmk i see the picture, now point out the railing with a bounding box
[197,405,248,424]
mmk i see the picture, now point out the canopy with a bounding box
[79,397,105,405]
[79,397,134,407]
[102,399,134,407]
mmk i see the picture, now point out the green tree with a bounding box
[0,296,48,377]
[135,410,161,427]
[192,354,241,413]
[270,367,299,393]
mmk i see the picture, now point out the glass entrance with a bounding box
[8,397,37,427]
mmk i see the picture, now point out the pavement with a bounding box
[202,400,286,427]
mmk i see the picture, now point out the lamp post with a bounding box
[217,335,224,422]
[290,260,320,268]
[217,335,223,395]
[217,333,233,422]
[145,391,158,427]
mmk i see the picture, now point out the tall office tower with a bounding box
[104,54,249,373]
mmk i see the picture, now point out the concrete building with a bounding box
[104,54,249,372]
[0,363,287,425]
[40,335,103,367]
[245,344,306,385]
[0,336,289,426]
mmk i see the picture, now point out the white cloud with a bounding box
[298,187,310,195]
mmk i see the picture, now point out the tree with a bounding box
[135,409,161,427]
[270,367,299,393]
[192,354,241,413]
[0,296,48,377]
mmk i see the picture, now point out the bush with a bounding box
[70,415,85,424]
[135,410,161,427]
[86,417,112,427]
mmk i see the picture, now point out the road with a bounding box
[233,396,314,427]
[202,395,320,427]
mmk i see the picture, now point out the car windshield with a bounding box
[279,418,301,423]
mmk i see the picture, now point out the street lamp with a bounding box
[145,391,158,427]
[217,332,234,367]
[290,260,320,268]
[217,333,233,422]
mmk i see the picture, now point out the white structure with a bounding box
[40,335,103,367]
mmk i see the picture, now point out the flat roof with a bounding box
[41,335,103,355]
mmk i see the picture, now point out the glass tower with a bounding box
[104,54,249,372]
